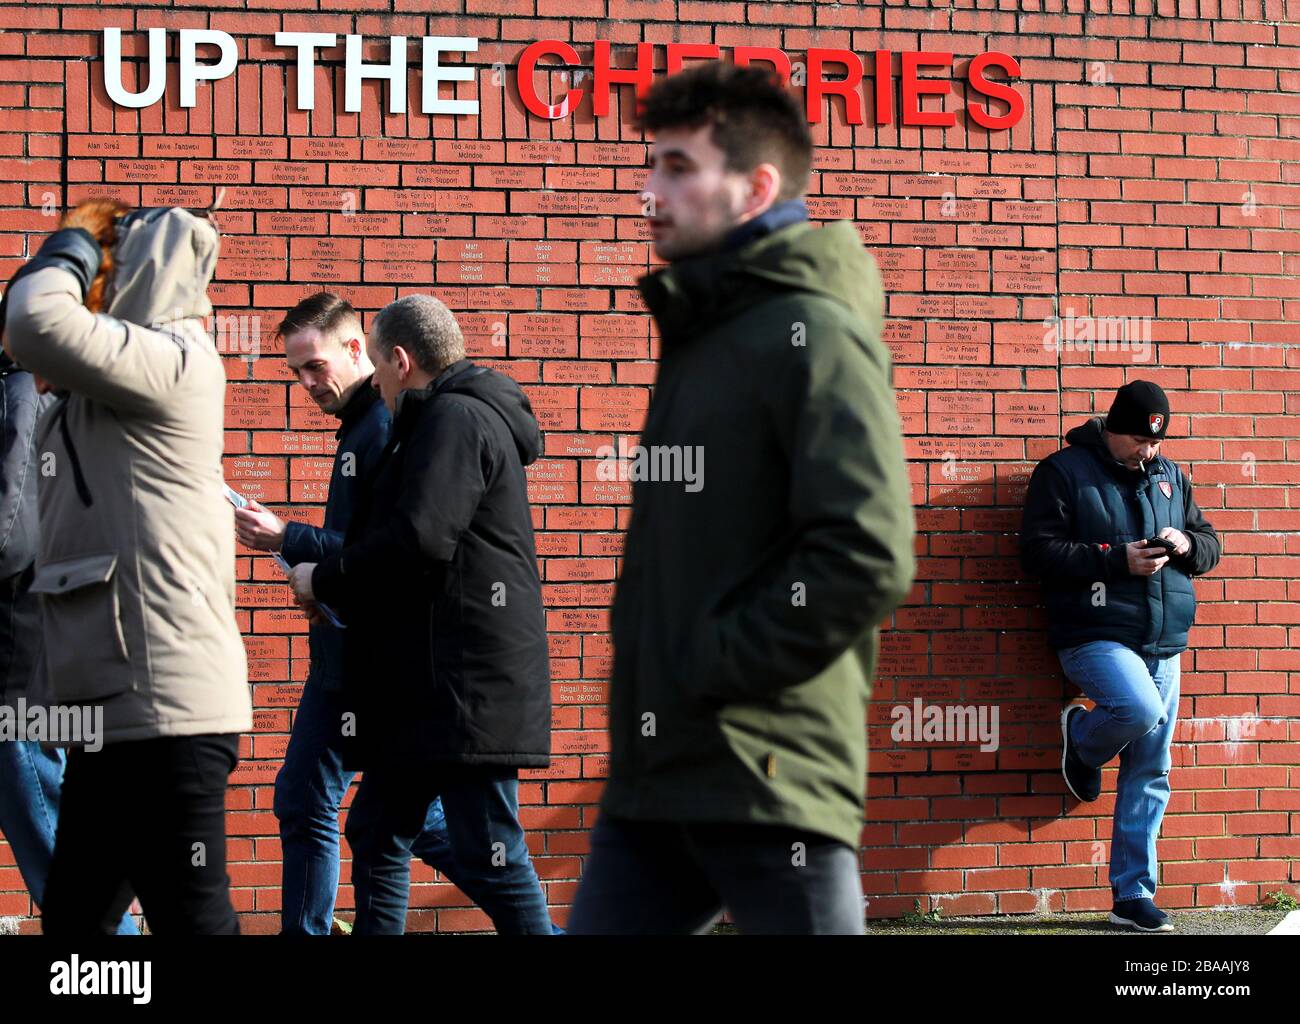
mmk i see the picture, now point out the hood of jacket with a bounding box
[1066,414,1151,478]
[102,207,219,327]
[397,360,542,466]
[638,219,884,345]
[1065,415,1109,449]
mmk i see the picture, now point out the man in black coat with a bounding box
[1020,380,1220,932]
[287,294,552,935]
[234,291,466,935]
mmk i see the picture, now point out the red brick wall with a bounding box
[1,0,1297,932]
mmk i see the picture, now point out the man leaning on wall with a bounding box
[1020,381,1221,932]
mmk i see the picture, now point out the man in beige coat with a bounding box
[1,201,251,934]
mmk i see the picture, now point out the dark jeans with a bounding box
[42,733,241,935]
[345,763,552,935]
[567,815,867,935]
[274,678,456,934]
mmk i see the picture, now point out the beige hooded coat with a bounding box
[4,207,251,744]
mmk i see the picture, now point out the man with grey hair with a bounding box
[287,293,554,935]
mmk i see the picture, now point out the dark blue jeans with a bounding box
[0,738,136,934]
[344,763,553,935]
[273,678,456,934]
[567,815,866,935]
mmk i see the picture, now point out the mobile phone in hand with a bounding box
[1145,536,1178,553]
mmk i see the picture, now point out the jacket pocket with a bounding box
[30,553,134,700]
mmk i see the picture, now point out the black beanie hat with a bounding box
[1106,380,1170,439]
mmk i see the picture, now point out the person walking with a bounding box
[565,62,916,935]
[286,295,554,935]
[2,201,251,934]
[233,291,461,935]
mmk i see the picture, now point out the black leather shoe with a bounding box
[1061,704,1101,802]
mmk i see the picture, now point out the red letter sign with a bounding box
[517,40,583,119]
[967,51,1024,130]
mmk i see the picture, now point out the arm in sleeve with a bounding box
[279,522,344,566]
[284,403,391,566]
[1019,459,1130,582]
[1173,467,1220,576]
[4,267,191,416]
[690,317,917,704]
[0,372,40,576]
[313,400,488,606]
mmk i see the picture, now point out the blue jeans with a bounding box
[1057,640,1181,902]
[567,815,866,935]
[344,764,552,935]
[0,739,137,934]
[273,678,456,934]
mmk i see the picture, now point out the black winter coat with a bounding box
[1020,416,1220,657]
[280,378,390,692]
[312,360,551,772]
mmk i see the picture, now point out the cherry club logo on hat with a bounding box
[1106,380,1171,441]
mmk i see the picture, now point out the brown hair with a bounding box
[275,291,361,345]
[60,198,129,313]
[638,62,813,203]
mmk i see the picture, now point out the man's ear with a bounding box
[393,345,413,381]
[745,162,783,218]
[346,337,363,363]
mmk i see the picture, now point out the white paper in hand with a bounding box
[223,483,249,509]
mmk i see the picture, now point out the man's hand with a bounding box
[235,499,286,551]
[1157,526,1191,556]
[1126,540,1169,576]
[287,562,316,606]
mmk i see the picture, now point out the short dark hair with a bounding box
[276,291,360,343]
[638,61,813,202]
[371,294,466,376]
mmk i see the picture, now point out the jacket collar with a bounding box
[722,198,809,252]
[391,359,478,433]
[638,214,812,347]
[334,375,381,440]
